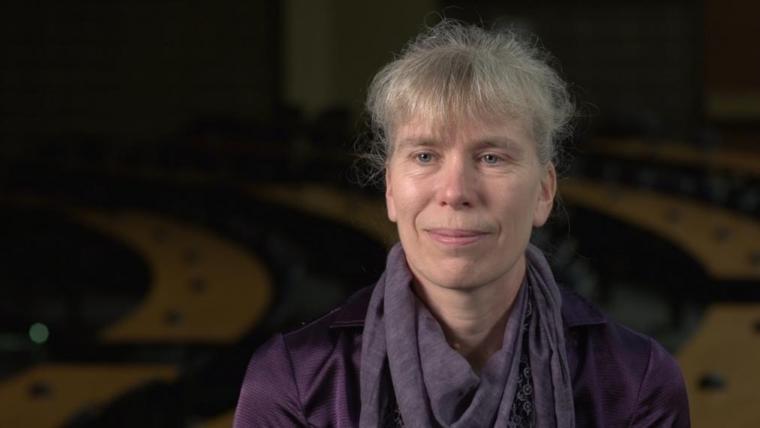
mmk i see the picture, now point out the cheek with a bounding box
[394,186,422,221]
[496,178,541,223]
[391,177,431,230]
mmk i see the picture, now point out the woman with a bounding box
[234,21,689,427]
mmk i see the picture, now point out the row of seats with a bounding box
[578,138,760,217]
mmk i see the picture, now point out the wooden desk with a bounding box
[560,178,760,280]
[248,183,398,248]
[0,363,176,428]
[678,304,760,427]
[3,193,274,344]
[71,209,273,343]
[200,410,235,428]
[587,138,760,176]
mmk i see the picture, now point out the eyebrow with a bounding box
[396,136,522,148]
[472,137,523,152]
[395,137,438,149]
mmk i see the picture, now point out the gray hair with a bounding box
[362,20,574,181]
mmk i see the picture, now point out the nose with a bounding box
[438,155,476,209]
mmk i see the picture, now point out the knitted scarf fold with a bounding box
[359,243,575,427]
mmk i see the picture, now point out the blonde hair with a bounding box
[363,20,574,179]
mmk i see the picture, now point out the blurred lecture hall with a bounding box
[0,1,758,427]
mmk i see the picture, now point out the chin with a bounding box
[422,262,493,291]
[421,251,524,292]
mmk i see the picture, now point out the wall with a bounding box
[0,1,278,145]
[283,0,435,118]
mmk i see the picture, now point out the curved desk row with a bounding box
[199,411,235,428]
[0,364,176,428]
[247,183,398,248]
[586,138,760,177]
[2,195,274,343]
[560,178,760,281]
[72,208,273,343]
[678,304,760,428]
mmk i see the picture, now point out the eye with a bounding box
[415,152,434,164]
[481,153,502,165]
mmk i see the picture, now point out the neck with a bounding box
[411,256,526,372]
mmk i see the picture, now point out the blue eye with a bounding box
[416,152,433,163]
[482,153,501,164]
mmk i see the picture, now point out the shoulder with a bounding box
[234,286,372,427]
[560,287,690,427]
[233,334,308,427]
[629,335,691,427]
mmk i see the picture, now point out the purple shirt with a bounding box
[234,286,690,427]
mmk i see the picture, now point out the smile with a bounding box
[425,228,490,246]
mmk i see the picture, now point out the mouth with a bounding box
[425,228,490,246]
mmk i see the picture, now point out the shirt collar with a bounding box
[559,286,607,327]
[329,286,373,328]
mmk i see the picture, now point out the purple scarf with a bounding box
[359,243,575,427]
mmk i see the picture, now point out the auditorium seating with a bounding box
[560,178,760,282]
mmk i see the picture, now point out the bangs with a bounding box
[379,48,536,147]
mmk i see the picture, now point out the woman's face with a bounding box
[385,115,556,293]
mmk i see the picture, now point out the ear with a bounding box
[533,162,557,227]
[385,168,398,223]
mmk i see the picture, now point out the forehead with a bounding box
[392,114,534,149]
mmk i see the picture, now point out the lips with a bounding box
[425,228,490,246]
